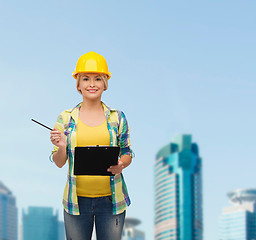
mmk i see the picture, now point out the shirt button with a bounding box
[113,192,115,194]
[111,179,114,181]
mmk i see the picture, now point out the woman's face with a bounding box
[77,73,105,100]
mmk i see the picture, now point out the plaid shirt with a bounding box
[50,102,135,215]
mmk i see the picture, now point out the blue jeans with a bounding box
[64,196,126,240]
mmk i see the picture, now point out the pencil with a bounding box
[31,119,53,131]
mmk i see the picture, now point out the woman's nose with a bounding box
[89,79,95,87]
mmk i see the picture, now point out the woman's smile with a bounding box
[87,89,98,93]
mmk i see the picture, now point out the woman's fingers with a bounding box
[51,137,60,141]
[50,130,63,146]
[50,130,62,140]
[107,161,124,174]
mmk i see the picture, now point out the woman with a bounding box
[49,51,135,240]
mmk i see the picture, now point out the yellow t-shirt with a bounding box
[76,117,112,197]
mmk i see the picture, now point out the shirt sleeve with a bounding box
[117,111,135,159]
[49,112,65,163]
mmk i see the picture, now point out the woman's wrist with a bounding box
[119,155,132,169]
[58,144,67,151]
[53,143,68,168]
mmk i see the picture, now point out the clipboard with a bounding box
[74,146,120,176]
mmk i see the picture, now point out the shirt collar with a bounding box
[69,101,115,124]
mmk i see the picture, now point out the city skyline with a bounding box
[0,180,145,240]
[0,181,18,240]
[122,217,145,240]
[219,189,256,240]
[22,206,59,240]
[0,1,256,239]
[155,134,203,239]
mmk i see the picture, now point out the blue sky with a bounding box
[0,0,256,239]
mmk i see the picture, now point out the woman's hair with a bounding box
[76,73,108,94]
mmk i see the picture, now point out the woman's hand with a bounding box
[50,128,67,148]
[107,160,125,175]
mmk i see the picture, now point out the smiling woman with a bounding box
[49,51,135,240]
[77,73,106,101]
[76,73,109,95]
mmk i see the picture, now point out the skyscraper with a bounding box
[219,189,256,240]
[22,206,59,240]
[58,221,65,240]
[0,181,18,240]
[154,134,203,240]
[122,217,145,240]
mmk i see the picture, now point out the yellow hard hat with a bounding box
[72,51,111,80]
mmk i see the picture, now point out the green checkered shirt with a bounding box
[50,101,135,215]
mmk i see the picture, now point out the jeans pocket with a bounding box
[107,195,113,202]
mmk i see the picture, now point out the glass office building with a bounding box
[58,221,65,240]
[219,189,256,240]
[154,134,203,240]
[0,181,18,240]
[22,206,59,240]
[122,217,145,240]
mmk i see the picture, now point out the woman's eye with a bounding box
[96,78,101,81]
[83,78,89,81]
